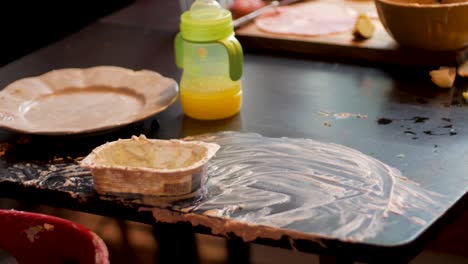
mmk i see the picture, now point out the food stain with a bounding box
[0,112,15,122]
[24,223,54,242]
[423,130,457,136]
[411,116,429,123]
[317,111,368,120]
[377,118,392,125]
[377,116,429,125]
[377,116,456,137]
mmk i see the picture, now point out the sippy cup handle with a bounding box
[175,33,243,81]
[218,36,243,81]
[175,33,184,69]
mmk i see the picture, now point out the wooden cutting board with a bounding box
[235,0,468,67]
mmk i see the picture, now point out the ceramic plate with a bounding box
[0,66,178,135]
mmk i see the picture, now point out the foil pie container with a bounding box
[80,135,220,196]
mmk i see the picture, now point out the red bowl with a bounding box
[0,209,109,264]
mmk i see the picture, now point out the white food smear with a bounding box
[149,132,444,242]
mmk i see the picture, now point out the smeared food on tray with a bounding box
[147,132,445,242]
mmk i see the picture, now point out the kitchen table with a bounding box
[0,1,466,263]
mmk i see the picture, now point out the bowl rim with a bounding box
[375,0,468,8]
[80,135,221,175]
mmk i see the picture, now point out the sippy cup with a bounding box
[175,0,243,120]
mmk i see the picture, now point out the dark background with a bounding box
[0,0,133,66]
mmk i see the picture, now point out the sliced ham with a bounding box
[255,2,359,36]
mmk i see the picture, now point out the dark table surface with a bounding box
[0,0,467,263]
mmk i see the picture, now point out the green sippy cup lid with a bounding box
[180,0,234,42]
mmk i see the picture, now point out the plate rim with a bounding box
[0,66,179,136]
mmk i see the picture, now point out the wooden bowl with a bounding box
[374,0,468,51]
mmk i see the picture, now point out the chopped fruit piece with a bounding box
[462,91,468,102]
[429,67,456,88]
[353,14,375,39]
[457,61,468,77]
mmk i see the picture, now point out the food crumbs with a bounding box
[25,226,44,242]
[63,179,75,187]
[43,223,54,231]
